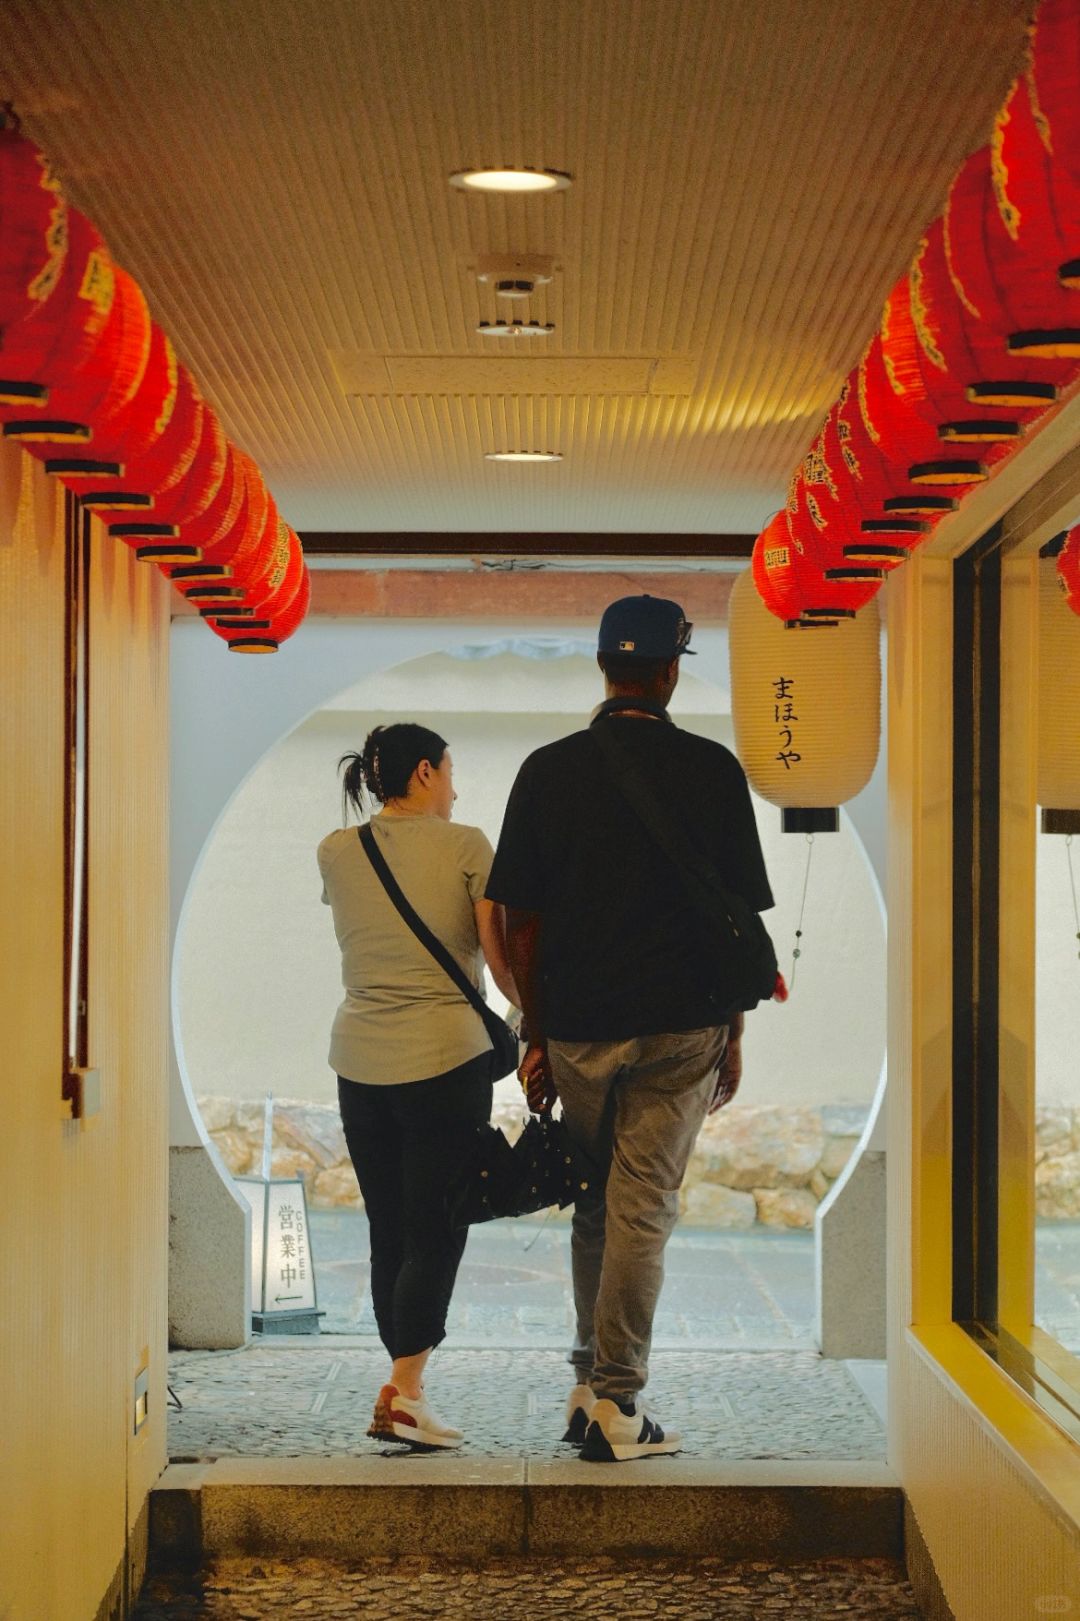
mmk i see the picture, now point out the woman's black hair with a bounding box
[339,723,448,821]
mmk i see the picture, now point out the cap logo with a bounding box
[619,639,636,650]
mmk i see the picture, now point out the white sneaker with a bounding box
[579,1397,681,1462]
[367,1383,463,1449]
[562,1382,596,1445]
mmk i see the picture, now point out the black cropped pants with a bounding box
[337,1053,492,1360]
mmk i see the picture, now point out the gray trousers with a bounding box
[548,1025,728,1401]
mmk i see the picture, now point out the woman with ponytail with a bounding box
[317,723,519,1449]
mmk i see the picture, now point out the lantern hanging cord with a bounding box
[789,833,815,992]
[1067,835,1080,964]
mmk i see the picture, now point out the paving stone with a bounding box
[167,1344,885,1463]
[133,1555,923,1618]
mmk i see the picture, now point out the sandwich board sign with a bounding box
[235,1094,323,1334]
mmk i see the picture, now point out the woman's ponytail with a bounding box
[338,722,447,821]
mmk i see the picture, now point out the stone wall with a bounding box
[197,1095,869,1229]
[1036,1108,1080,1218]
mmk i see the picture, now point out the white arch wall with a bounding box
[170,611,888,1142]
[171,615,592,1142]
[168,608,888,1349]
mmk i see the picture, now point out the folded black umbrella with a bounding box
[447,1111,589,1226]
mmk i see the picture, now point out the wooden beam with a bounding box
[298,531,756,558]
[172,568,739,621]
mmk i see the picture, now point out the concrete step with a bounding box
[150,1456,902,1568]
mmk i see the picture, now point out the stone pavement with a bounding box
[167,1345,886,1463]
[1036,1220,1080,1350]
[133,1554,923,1619]
[309,1212,819,1347]
[308,1210,1080,1352]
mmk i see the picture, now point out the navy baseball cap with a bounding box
[597,595,696,659]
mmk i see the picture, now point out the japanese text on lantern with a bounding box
[772,675,801,769]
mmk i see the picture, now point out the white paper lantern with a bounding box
[729,566,881,828]
[1038,554,1080,833]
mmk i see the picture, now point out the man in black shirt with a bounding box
[487,594,774,1462]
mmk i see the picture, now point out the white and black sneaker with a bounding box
[579,1397,681,1462]
[561,1383,596,1445]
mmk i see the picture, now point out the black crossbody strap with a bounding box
[591,722,744,934]
[358,823,502,1040]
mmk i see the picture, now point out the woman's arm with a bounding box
[473,898,519,1007]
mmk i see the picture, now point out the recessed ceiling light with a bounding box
[485,450,563,463]
[450,167,572,195]
[478,320,555,337]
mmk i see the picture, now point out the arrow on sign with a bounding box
[275,1294,303,1303]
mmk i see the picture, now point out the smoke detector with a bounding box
[475,253,555,299]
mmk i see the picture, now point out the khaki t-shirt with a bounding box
[318,814,495,1085]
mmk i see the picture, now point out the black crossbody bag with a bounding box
[591,723,778,1017]
[358,822,520,1083]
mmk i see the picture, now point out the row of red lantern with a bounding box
[755,0,1080,626]
[1060,524,1080,610]
[0,114,309,652]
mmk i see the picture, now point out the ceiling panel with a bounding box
[0,0,1033,534]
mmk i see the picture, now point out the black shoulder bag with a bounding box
[358,822,519,1084]
[591,723,778,1017]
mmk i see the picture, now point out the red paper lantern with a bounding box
[862,326,992,491]
[1059,523,1080,616]
[5,259,150,448]
[787,496,881,619]
[816,392,931,563]
[213,451,272,573]
[126,364,203,497]
[184,449,271,586]
[905,212,1057,479]
[830,361,952,531]
[752,509,860,626]
[210,554,311,652]
[986,70,1079,332]
[881,270,1024,461]
[0,122,67,341]
[229,495,283,610]
[752,516,801,622]
[203,525,303,632]
[143,403,228,527]
[945,146,1080,376]
[1028,0,1080,290]
[49,327,180,507]
[113,401,230,559]
[177,442,247,557]
[0,209,114,423]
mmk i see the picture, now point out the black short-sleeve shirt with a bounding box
[486,710,774,1041]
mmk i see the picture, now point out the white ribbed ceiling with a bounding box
[0,0,1033,536]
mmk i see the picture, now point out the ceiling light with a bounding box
[485,451,563,463]
[478,320,555,337]
[450,167,572,195]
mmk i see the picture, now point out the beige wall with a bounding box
[176,654,887,1111]
[887,553,1080,1619]
[0,444,169,1621]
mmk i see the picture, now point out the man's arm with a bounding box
[505,906,556,1112]
[473,899,519,1006]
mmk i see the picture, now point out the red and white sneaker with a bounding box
[368,1383,464,1449]
[562,1382,596,1445]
